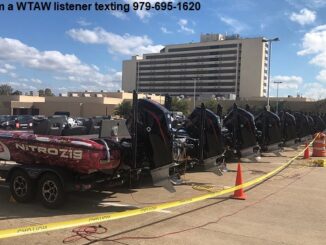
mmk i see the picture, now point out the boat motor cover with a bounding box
[294,112,311,138]
[280,112,297,141]
[223,106,258,150]
[255,110,282,147]
[312,115,326,133]
[306,115,316,134]
[129,99,173,169]
[186,108,224,160]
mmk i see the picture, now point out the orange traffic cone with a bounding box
[232,163,247,200]
[304,143,310,159]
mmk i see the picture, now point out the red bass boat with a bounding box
[0,131,120,174]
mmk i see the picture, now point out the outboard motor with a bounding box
[306,115,316,135]
[185,104,225,171]
[223,104,260,158]
[311,115,326,133]
[294,112,311,141]
[255,109,282,152]
[127,91,175,191]
[279,112,297,146]
[322,114,326,127]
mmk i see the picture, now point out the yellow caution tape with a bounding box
[0,134,319,239]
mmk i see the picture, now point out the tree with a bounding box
[11,90,22,95]
[38,89,45,96]
[205,99,218,112]
[44,88,54,96]
[114,100,132,118]
[0,84,13,95]
[171,97,189,115]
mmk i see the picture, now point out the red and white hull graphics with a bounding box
[0,131,120,174]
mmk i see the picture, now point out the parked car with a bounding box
[15,115,34,129]
[0,115,10,124]
[0,115,34,130]
[0,115,17,130]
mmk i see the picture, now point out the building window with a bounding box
[146,50,238,59]
[168,44,238,52]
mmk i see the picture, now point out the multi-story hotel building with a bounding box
[122,34,269,99]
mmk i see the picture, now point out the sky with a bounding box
[0,0,326,99]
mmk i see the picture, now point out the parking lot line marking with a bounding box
[155,209,172,214]
[99,202,136,207]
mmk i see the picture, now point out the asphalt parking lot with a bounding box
[0,145,325,245]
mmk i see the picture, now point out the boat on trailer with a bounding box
[0,91,226,209]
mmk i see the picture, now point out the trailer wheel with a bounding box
[10,169,36,203]
[38,173,65,209]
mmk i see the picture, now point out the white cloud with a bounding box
[316,70,326,82]
[290,8,316,26]
[134,9,151,20]
[3,64,15,70]
[271,75,304,89]
[0,37,121,91]
[161,27,172,34]
[0,63,15,74]
[30,78,42,84]
[178,19,195,34]
[302,82,326,100]
[7,81,37,91]
[298,25,326,82]
[219,16,248,33]
[17,78,43,85]
[298,25,326,55]
[111,11,128,20]
[67,27,163,56]
[287,0,326,9]
[270,75,326,100]
[77,19,92,27]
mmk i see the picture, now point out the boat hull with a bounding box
[0,131,120,174]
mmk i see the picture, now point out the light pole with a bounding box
[274,81,282,114]
[193,78,199,109]
[262,37,280,111]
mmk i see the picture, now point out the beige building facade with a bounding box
[0,92,165,117]
[122,34,268,99]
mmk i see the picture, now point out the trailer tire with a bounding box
[10,169,36,203]
[38,173,65,209]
